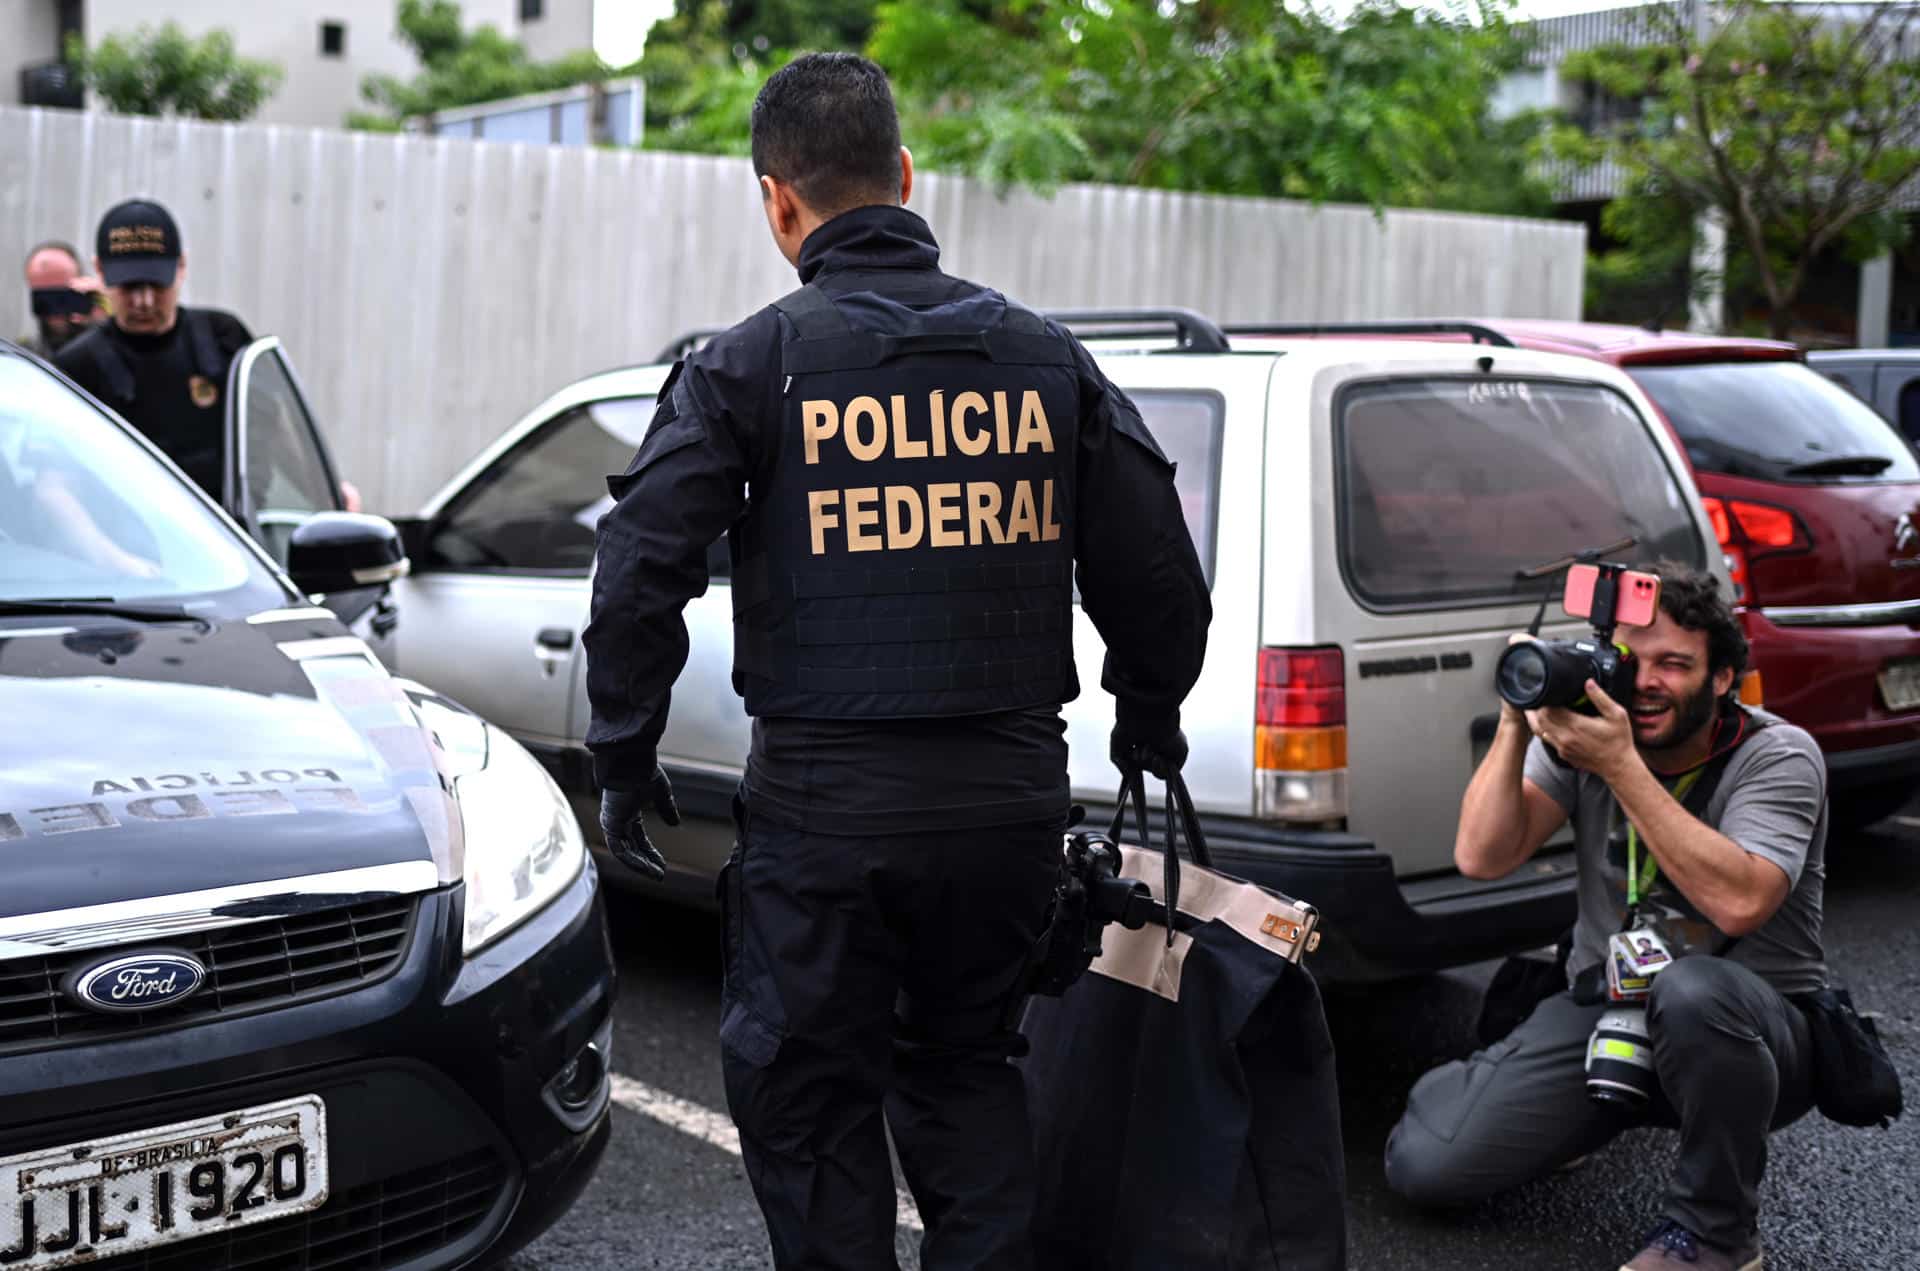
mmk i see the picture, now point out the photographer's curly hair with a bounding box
[1654,561,1749,704]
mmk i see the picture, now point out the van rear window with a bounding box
[1629,361,1920,483]
[1337,378,1704,608]
[1133,390,1224,582]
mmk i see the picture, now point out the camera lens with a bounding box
[1586,1006,1657,1107]
[1495,643,1550,707]
[1496,640,1595,710]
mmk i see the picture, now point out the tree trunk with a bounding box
[1768,303,1794,341]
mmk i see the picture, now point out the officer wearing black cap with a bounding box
[55,198,253,501]
[584,52,1211,1270]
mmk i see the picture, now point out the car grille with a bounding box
[0,898,416,1055]
[89,1148,510,1270]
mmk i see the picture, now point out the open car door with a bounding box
[223,336,346,568]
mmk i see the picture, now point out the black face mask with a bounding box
[30,287,95,319]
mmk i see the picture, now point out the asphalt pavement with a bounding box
[508,801,1920,1271]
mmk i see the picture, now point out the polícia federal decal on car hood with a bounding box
[0,610,462,918]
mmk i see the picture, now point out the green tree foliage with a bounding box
[351,0,613,130]
[66,24,283,121]
[871,0,1549,211]
[639,0,878,153]
[707,0,878,50]
[638,0,1546,214]
[1552,1,1920,337]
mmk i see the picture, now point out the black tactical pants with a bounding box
[718,800,1062,1271]
[1384,957,1815,1250]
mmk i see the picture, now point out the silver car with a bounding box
[368,316,1727,980]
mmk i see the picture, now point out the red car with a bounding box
[1231,320,1920,829]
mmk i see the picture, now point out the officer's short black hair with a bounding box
[1654,561,1749,700]
[750,52,902,217]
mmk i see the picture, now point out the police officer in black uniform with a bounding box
[584,53,1212,1270]
[55,199,254,502]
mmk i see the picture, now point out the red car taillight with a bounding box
[1255,646,1347,824]
[1700,496,1811,605]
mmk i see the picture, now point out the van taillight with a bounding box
[1700,496,1811,606]
[1256,647,1347,824]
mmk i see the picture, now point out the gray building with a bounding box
[4,0,615,130]
[1507,1,1920,344]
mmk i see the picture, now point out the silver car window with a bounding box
[1132,390,1225,583]
[426,396,655,574]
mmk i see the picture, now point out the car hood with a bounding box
[0,611,460,920]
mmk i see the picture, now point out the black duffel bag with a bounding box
[1020,770,1347,1270]
[1795,985,1903,1129]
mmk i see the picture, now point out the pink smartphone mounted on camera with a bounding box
[1564,564,1661,628]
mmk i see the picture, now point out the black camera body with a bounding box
[1496,559,1655,716]
[1496,635,1638,715]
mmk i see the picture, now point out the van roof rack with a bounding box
[1047,308,1231,354]
[654,329,725,363]
[1224,321,1517,348]
[654,307,1234,363]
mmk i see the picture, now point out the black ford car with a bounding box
[0,341,613,1269]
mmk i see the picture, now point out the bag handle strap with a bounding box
[1108,767,1211,946]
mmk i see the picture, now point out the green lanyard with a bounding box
[1626,767,1705,915]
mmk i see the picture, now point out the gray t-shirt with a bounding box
[1525,708,1828,997]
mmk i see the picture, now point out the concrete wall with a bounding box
[0,105,1588,514]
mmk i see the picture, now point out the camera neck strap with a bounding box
[1622,706,1770,926]
[1624,766,1703,920]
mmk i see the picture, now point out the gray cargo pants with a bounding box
[1385,957,1814,1250]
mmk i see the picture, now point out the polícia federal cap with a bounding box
[96,198,181,288]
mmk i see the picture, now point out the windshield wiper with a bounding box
[0,599,213,631]
[1784,454,1894,477]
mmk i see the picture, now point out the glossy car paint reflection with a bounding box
[0,614,452,917]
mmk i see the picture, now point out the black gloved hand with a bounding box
[1110,722,1189,780]
[599,765,680,880]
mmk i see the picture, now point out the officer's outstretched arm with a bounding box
[1070,345,1212,775]
[583,365,750,793]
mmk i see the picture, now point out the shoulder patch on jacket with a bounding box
[606,374,706,500]
[1110,398,1173,469]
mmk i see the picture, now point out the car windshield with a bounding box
[0,353,284,607]
[1630,360,1920,483]
[1338,377,1705,608]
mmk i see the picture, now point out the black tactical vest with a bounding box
[730,282,1082,719]
[82,307,226,411]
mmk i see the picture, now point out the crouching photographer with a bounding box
[1385,563,1831,1271]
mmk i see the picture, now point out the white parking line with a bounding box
[608,1073,925,1234]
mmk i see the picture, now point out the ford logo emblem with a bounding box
[66,950,208,1014]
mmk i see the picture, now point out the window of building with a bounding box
[521,0,545,20]
[319,21,346,57]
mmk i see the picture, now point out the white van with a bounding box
[368,312,1727,979]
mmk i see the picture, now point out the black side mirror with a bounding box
[287,512,410,596]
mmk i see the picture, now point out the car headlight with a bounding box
[456,731,586,956]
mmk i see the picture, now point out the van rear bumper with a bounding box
[1178,815,1577,983]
